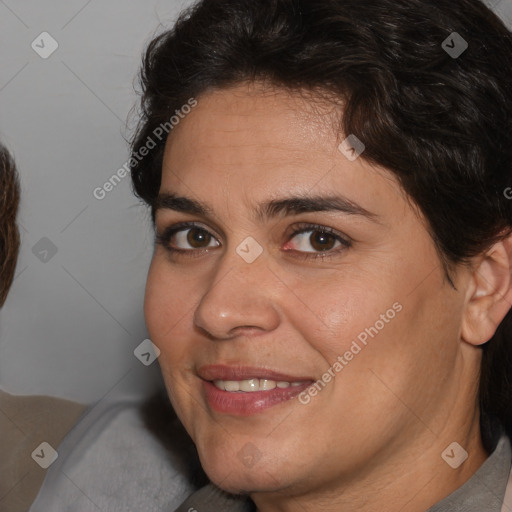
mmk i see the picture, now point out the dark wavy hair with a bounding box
[0,143,20,306]
[130,0,512,448]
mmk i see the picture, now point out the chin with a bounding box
[207,469,286,495]
[197,446,292,495]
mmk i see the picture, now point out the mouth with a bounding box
[212,378,305,392]
[198,365,314,415]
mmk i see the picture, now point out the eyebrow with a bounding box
[154,192,381,223]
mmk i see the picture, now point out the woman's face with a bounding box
[145,83,473,496]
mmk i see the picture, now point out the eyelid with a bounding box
[156,221,219,238]
[286,222,351,245]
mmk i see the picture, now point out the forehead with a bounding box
[159,82,407,220]
[167,83,340,163]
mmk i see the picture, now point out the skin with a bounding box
[144,82,512,512]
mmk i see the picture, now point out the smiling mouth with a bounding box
[198,364,315,414]
[203,379,313,415]
[213,378,306,392]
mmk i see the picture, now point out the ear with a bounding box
[461,232,512,346]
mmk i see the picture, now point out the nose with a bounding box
[193,248,280,340]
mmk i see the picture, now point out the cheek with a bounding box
[283,265,447,413]
[144,259,198,359]
[144,261,200,415]
[280,270,398,364]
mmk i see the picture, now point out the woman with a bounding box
[30,0,512,510]
[131,0,512,510]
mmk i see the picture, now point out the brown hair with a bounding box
[0,143,20,306]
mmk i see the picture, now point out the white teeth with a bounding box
[239,378,259,392]
[213,379,303,392]
[261,379,277,390]
[223,380,240,392]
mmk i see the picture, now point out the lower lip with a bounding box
[203,380,312,416]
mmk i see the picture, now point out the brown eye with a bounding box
[186,227,212,248]
[158,225,220,252]
[291,227,348,253]
[285,225,350,257]
[309,231,337,251]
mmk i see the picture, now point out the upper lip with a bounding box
[197,364,313,382]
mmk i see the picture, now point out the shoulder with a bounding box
[29,392,201,511]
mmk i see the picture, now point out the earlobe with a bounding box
[461,233,512,346]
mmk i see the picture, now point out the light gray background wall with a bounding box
[0,0,511,405]
[0,0,194,403]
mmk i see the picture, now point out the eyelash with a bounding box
[155,221,352,261]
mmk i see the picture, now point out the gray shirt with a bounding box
[29,398,512,512]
